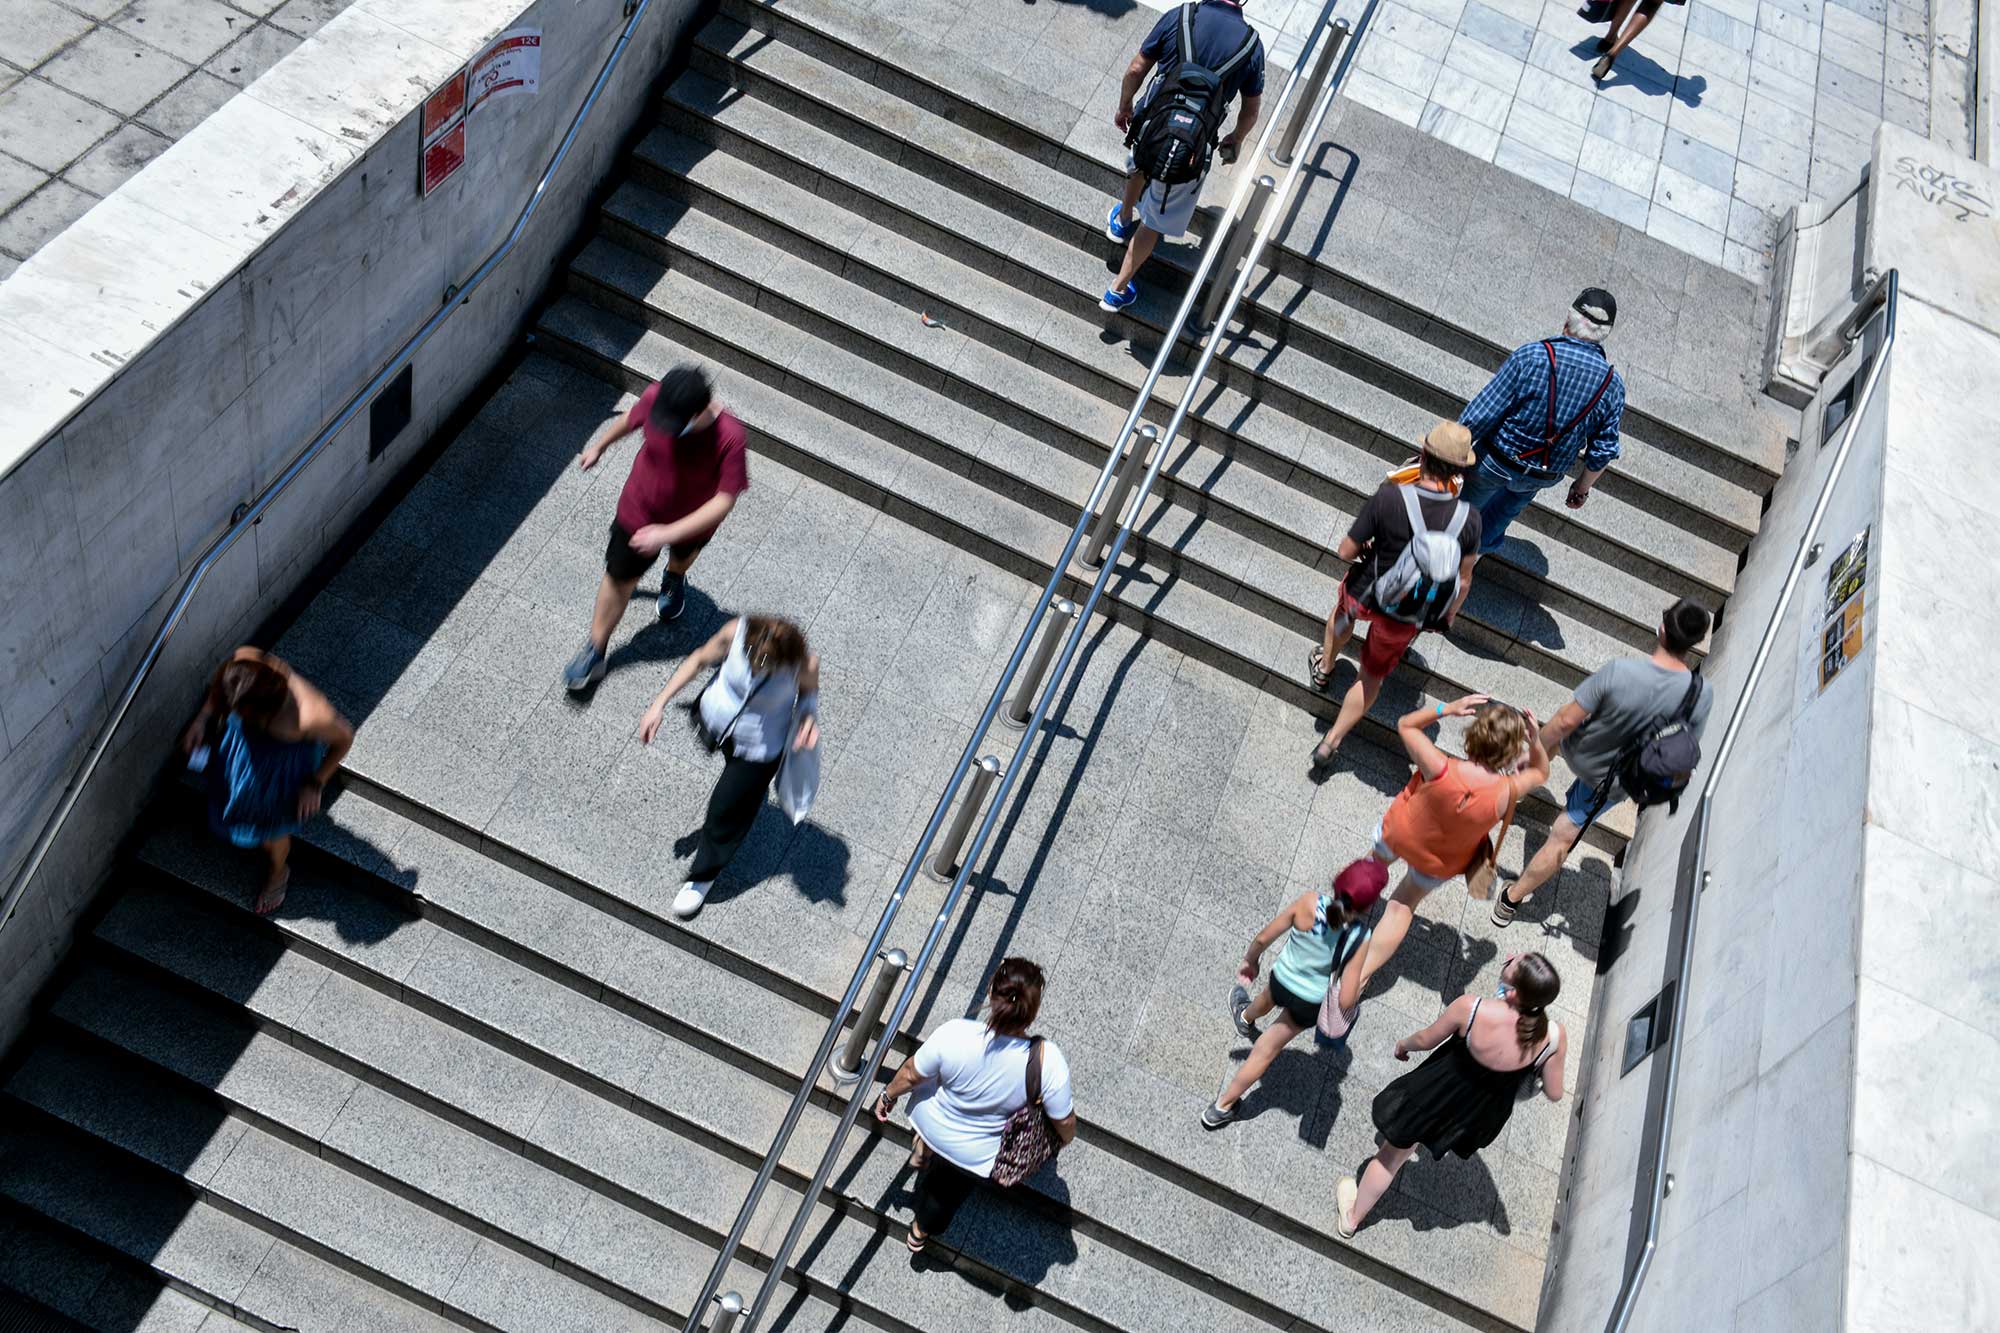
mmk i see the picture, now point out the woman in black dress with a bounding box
[1336,953,1567,1237]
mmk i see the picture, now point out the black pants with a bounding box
[689,750,783,882]
[912,1156,981,1236]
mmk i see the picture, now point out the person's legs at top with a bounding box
[1108,169,1148,239]
[1358,853,1445,986]
[255,836,291,914]
[1210,1010,1309,1119]
[1338,1141,1418,1236]
[676,751,785,918]
[567,522,656,689]
[1495,781,1595,924]
[1595,0,1661,76]
[1104,224,1160,309]
[909,1155,980,1248]
[1313,592,1418,767]
[1311,597,1358,690]
[1105,174,1199,310]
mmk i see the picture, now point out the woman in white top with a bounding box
[638,615,819,918]
[873,957,1078,1252]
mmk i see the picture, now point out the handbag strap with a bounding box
[1024,1035,1044,1108]
[1492,772,1521,849]
[706,671,768,748]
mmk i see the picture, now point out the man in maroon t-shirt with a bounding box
[563,365,749,691]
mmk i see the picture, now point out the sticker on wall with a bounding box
[421,66,469,196]
[1815,526,1870,694]
[469,28,542,113]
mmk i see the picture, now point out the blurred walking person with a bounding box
[1458,289,1625,558]
[1309,422,1481,770]
[1337,953,1567,1237]
[183,647,353,914]
[564,364,748,691]
[1581,0,1675,82]
[1361,697,1548,984]
[638,615,820,919]
[874,958,1078,1251]
[1201,858,1388,1129]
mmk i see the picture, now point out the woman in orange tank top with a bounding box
[1362,697,1549,986]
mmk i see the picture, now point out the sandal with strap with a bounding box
[906,1224,928,1253]
[1306,647,1333,692]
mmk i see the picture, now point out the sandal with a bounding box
[908,1134,932,1170]
[253,869,289,916]
[1309,739,1339,773]
[1306,647,1332,692]
[1592,52,1616,81]
[1491,889,1519,927]
[1335,1176,1360,1239]
[906,1224,927,1253]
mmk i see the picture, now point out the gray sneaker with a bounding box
[1230,984,1260,1040]
[562,641,607,692]
[1200,1099,1239,1130]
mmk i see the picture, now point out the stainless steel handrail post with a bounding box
[1080,427,1156,569]
[1604,270,1897,1333]
[1002,600,1081,728]
[1195,175,1275,333]
[1270,18,1349,167]
[0,0,660,938]
[732,24,1361,1333]
[829,949,908,1085]
[682,13,1351,1325]
[707,1292,744,1333]
[925,757,1002,880]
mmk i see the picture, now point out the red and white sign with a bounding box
[469,28,541,113]
[420,66,469,195]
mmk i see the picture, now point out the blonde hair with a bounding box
[1464,703,1528,772]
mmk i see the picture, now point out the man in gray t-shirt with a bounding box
[1492,599,1714,926]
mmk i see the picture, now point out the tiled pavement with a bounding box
[275,352,1609,1289]
[1334,0,1975,279]
[0,0,355,279]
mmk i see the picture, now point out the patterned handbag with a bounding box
[989,1037,1059,1187]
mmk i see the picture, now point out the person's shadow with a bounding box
[1570,36,1706,105]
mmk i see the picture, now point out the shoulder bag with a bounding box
[1462,768,1521,901]
[990,1037,1061,1186]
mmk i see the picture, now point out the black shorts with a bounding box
[604,520,707,584]
[1269,974,1321,1028]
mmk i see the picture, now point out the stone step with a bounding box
[651,65,1746,603]
[123,792,1524,1330]
[712,0,1796,481]
[0,1200,264,1333]
[583,179,1684,682]
[0,1109,462,1333]
[106,825,1500,1333]
[535,286,1635,844]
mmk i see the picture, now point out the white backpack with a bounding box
[1368,485,1468,628]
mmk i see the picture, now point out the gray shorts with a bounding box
[1126,152,1204,238]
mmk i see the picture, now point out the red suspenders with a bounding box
[1516,341,1614,469]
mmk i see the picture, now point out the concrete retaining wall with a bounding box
[0,0,704,1053]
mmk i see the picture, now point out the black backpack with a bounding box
[1127,3,1259,186]
[1580,671,1704,835]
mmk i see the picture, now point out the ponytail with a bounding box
[1509,952,1561,1050]
[985,956,1045,1037]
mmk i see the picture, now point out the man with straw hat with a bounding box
[1308,422,1482,773]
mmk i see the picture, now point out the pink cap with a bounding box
[1333,858,1390,911]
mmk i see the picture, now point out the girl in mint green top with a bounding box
[1202,859,1389,1129]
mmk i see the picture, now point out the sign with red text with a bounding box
[420,66,469,195]
[469,28,541,113]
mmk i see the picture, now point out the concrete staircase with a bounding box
[531,0,1783,838]
[0,0,1791,1330]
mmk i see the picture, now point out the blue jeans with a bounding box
[1460,452,1555,553]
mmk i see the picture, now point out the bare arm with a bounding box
[1335,534,1363,564]
[1539,1023,1568,1101]
[1397,694,1487,779]
[1225,92,1261,148]
[1510,709,1551,796]
[878,1058,930,1104]
[637,619,738,742]
[289,675,353,787]
[1538,699,1590,751]
[1334,930,1369,1012]
[1238,891,1315,983]
[628,491,739,556]
[792,654,822,752]
[1445,551,1477,626]
[1567,465,1608,509]
[1115,53,1158,131]
[577,411,639,469]
[1395,995,1476,1061]
[1048,1111,1078,1147]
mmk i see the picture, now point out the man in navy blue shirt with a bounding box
[1457,288,1627,558]
[1102,0,1265,313]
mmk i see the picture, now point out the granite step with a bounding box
[535,286,1634,843]
[583,179,1691,677]
[112,816,1500,1332]
[0,1201,264,1333]
[712,0,1796,479]
[650,67,1747,601]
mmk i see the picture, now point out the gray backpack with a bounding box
[1368,485,1468,628]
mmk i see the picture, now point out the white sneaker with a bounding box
[671,880,712,919]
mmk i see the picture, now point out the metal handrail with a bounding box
[686,6,1366,1327]
[0,0,661,938]
[1604,268,1897,1332]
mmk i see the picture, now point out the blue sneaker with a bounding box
[1106,202,1136,243]
[563,641,606,692]
[1099,281,1139,313]
[657,571,686,621]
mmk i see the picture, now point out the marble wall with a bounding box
[0,0,704,1053]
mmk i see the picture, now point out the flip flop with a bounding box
[253,870,289,916]
[1306,647,1332,692]
[906,1225,927,1253]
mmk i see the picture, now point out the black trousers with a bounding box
[689,750,783,882]
[912,1156,981,1236]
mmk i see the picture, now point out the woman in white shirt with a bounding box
[873,958,1078,1251]
[638,615,819,918]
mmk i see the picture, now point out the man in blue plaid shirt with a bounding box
[1457,287,1626,557]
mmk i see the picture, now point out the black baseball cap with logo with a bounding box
[647,365,714,438]
[1572,287,1618,327]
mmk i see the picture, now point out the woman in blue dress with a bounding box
[182,647,353,914]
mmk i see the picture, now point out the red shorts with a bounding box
[1339,586,1422,679]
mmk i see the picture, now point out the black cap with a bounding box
[1573,287,1617,327]
[647,365,713,438]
